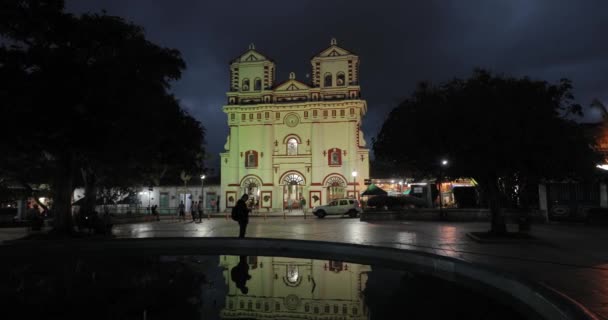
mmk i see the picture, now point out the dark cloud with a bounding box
[66,0,608,169]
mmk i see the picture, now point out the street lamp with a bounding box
[439,159,448,219]
[352,170,358,200]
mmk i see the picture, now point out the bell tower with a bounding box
[311,38,360,90]
[227,43,276,105]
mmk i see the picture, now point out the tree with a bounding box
[374,69,601,234]
[0,0,205,233]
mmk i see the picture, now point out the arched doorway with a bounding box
[326,176,346,201]
[282,173,304,210]
[241,176,261,208]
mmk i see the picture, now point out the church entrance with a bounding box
[282,173,304,210]
[326,176,347,201]
[241,177,261,209]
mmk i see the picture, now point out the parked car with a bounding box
[312,198,362,218]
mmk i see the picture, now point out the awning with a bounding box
[361,184,388,196]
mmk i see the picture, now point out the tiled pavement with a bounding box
[3,217,607,319]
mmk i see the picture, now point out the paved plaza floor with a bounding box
[2,217,607,318]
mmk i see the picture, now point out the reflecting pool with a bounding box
[0,253,525,319]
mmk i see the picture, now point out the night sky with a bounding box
[66,1,608,171]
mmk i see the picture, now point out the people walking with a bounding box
[233,194,250,238]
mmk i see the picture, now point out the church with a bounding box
[220,39,370,212]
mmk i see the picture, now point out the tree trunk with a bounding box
[488,178,507,234]
[52,154,75,234]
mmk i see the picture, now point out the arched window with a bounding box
[324,73,332,87]
[254,78,261,91]
[336,72,345,86]
[287,138,298,155]
[242,78,250,91]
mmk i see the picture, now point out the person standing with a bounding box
[191,201,198,222]
[300,197,306,215]
[234,194,250,238]
[178,200,185,221]
[287,198,293,213]
[230,255,251,294]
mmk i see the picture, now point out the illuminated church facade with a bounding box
[220,39,370,211]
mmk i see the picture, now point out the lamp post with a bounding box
[200,175,206,220]
[439,159,448,219]
[352,170,358,200]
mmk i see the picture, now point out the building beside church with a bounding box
[220,39,370,212]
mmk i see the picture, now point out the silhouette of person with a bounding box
[235,194,250,238]
[230,255,251,294]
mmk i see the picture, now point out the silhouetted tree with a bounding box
[0,0,205,233]
[374,69,601,233]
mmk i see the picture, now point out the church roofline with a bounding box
[229,48,275,64]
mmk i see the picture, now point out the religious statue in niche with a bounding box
[330,149,340,165]
[247,153,256,167]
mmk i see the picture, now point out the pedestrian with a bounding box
[152,204,159,221]
[178,201,185,221]
[191,201,198,222]
[233,194,250,238]
[287,198,293,213]
[230,255,251,294]
[300,197,306,214]
[197,200,203,223]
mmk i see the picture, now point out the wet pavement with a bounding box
[2,217,607,319]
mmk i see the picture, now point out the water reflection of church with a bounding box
[220,38,370,212]
[220,255,371,319]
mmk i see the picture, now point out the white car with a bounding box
[312,198,362,218]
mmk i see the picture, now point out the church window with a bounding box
[323,110,328,117]
[249,113,253,120]
[337,72,345,86]
[276,112,280,120]
[231,113,235,121]
[304,111,308,118]
[241,114,246,121]
[340,110,345,117]
[324,73,332,87]
[313,110,318,117]
[242,78,250,91]
[254,78,261,91]
[257,113,261,120]
[265,112,269,119]
[287,138,298,155]
[350,108,354,115]
[332,110,336,117]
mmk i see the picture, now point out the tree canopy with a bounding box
[373,69,602,232]
[0,0,205,232]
